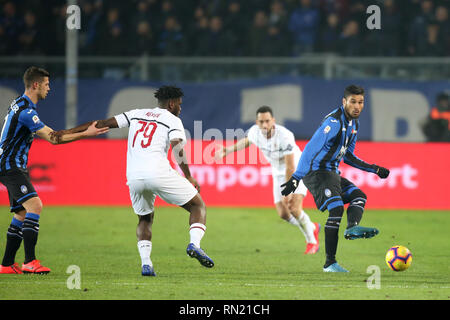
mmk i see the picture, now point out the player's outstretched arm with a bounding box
[171,138,200,192]
[49,117,119,143]
[215,137,250,160]
[37,121,109,145]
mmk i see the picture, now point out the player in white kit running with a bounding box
[216,106,320,254]
[54,86,214,275]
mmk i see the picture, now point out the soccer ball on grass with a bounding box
[385,245,412,272]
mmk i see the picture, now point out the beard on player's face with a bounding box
[343,96,364,120]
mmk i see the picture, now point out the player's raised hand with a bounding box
[375,165,390,179]
[85,121,109,137]
[281,176,299,196]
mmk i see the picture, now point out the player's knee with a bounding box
[350,189,367,201]
[287,197,301,213]
[326,204,344,228]
[14,210,27,221]
[23,197,43,214]
[139,212,153,224]
[348,189,367,209]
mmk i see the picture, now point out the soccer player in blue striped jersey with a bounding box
[0,66,108,274]
[281,85,390,272]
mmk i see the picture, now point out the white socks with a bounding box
[137,240,152,267]
[189,223,206,248]
[297,210,317,244]
[137,223,206,267]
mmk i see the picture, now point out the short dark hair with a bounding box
[256,105,273,117]
[23,66,49,88]
[154,85,184,102]
[344,85,364,98]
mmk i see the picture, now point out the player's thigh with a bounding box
[127,179,157,216]
[151,169,198,207]
[272,175,283,204]
[0,170,39,213]
[302,170,342,212]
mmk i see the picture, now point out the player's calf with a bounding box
[346,190,367,229]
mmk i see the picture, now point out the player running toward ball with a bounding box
[54,86,214,276]
[281,85,390,272]
[0,67,108,274]
[215,106,320,255]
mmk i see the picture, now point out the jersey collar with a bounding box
[21,94,37,109]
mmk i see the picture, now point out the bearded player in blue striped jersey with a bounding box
[281,85,390,272]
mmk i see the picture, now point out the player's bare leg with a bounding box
[19,197,50,274]
[137,213,156,276]
[182,194,214,268]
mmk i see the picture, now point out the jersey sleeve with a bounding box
[343,135,377,173]
[19,109,45,132]
[114,110,134,128]
[168,116,187,143]
[292,118,340,180]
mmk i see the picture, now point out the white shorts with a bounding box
[127,167,198,216]
[273,174,308,204]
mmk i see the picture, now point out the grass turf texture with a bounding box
[0,206,449,300]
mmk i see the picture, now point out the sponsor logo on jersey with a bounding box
[32,115,40,124]
[145,112,161,118]
[324,125,331,134]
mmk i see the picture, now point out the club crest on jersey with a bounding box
[32,115,40,124]
[20,185,28,194]
[324,125,331,134]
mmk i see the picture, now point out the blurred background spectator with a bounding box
[422,92,450,142]
[0,0,449,57]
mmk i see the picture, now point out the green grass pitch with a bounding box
[0,206,449,300]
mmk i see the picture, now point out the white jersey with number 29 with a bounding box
[114,107,186,180]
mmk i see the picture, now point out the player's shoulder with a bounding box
[321,107,343,127]
[246,124,259,138]
[152,108,183,129]
[323,106,343,122]
[247,124,258,133]
[18,105,39,120]
[274,124,294,136]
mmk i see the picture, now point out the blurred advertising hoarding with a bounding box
[0,140,448,210]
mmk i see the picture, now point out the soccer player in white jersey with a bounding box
[54,86,214,276]
[215,106,320,254]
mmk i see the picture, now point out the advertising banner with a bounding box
[0,140,448,210]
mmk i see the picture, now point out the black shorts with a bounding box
[0,169,38,213]
[302,170,361,212]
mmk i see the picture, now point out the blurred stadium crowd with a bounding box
[0,0,449,57]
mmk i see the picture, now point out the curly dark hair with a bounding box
[154,85,184,102]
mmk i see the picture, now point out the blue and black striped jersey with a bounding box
[0,94,45,172]
[292,105,377,180]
